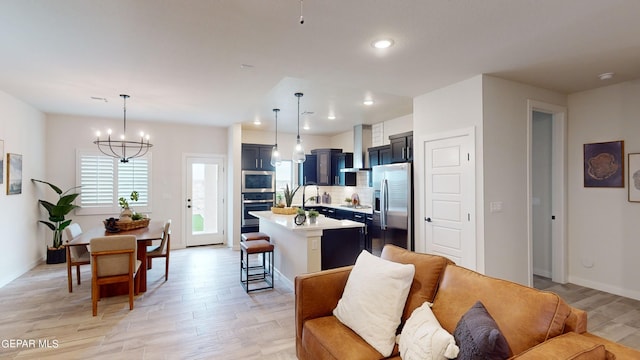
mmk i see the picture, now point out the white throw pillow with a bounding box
[333,250,415,357]
[397,302,459,360]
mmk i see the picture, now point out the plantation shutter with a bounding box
[79,153,114,207]
[118,158,149,207]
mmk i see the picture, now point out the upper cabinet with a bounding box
[368,145,392,167]
[242,143,275,171]
[312,149,342,186]
[299,153,317,185]
[333,152,356,186]
[389,131,413,163]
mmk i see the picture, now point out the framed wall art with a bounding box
[6,153,22,195]
[583,140,624,188]
[628,153,640,202]
[0,139,3,185]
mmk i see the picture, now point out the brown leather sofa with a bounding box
[295,245,640,359]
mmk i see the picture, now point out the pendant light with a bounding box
[270,108,281,166]
[292,92,306,163]
[94,94,152,163]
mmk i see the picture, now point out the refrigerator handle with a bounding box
[381,178,388,230]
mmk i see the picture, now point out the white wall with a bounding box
[413,75,485,270]
[0,91,46,287]
[372,114,413,146]
[567,79,640,300]
[45,114,228,250]
[413,75,568,285]
[481,75,566,284]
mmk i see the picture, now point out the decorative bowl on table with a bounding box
[103,217,150,231]
[271,206,298,215]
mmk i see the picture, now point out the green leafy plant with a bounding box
[32,179,81,249]
[297,207,306,215]
[283,184,300,208]
[308,209,319,218]
[119,191,139,209]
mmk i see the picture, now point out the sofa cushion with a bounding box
[516,332,611,360]
[381,245,453,322]
[398,302,459,360]
[333,250,415,357]
[303,316,386,360]
[431,264,572,356]
[453,301,510,360]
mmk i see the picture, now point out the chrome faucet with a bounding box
[302,182,319,210]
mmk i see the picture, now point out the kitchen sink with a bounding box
[340,204,372,209]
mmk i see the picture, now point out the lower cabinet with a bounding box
[321,227,365,270]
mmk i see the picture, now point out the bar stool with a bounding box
[240,239,274,293]
[241,232,270,242]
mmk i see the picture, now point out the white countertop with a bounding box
[295,203,374,215]
[249,210,365,231]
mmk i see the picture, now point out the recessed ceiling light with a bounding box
[372,39,394,49]
[598,72,614,80]
[327,115,336,120]
[363,99,374,106]
[303,124,310,130]
[253,118,261,125]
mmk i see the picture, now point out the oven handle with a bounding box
[243,199,274,204]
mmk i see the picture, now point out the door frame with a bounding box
[527,100,568,284]
[182,153,227,246]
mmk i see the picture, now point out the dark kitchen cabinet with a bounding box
[242,143,275,171]
[389,131,413,163]
[312,149,342,186]
[368,145,392,167]
[333,152,356,186]
[299,154,317,185]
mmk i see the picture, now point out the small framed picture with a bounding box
[7,153,22,195]
[0,139,4,185]
[583,140,624,188]
[628,153,640,202]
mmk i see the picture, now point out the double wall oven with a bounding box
[241,170,275,232]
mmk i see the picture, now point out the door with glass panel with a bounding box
[185,155,225,246]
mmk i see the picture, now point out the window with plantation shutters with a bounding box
[76,150,152,215]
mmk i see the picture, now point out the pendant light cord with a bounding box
[295,92,303,140]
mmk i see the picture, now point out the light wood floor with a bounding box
[1,247,639,359]
[0,246,296,359]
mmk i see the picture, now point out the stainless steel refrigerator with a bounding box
[371,162,413,255]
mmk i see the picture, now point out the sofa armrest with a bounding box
[512,332,613,359]
[564,306,588,334]
[295,266,353,347]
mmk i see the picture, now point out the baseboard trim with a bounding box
[568,275,640,301]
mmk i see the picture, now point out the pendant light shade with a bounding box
[292,92,306,163]
[270,108,281,166]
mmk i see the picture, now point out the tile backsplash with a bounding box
[287,172,373,206]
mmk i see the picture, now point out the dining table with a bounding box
[67,221,164,296]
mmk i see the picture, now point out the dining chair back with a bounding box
[64,223,90,292]
[146,219,171,281]
[90,235,141,316]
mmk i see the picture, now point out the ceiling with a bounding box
[1,0,639,136]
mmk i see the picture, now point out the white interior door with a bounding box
[423,129,475,269]
[185,155,225,246]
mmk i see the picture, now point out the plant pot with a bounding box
[309,217,317,224]
[46,247,66,264]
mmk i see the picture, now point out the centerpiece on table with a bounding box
[106,191,150,231]
[272,184,300,215]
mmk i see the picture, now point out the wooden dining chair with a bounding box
[64,223,90,293]
[146,219,171,281]
[90,235,141,316]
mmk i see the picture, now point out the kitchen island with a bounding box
[249,210,365,288]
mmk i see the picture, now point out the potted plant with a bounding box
[308,209,319,224]
[283,184,300,208]
[118,191,140,222]
[32,179,81,264]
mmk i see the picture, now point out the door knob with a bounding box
[425,217,432,222]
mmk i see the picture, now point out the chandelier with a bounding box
[94,94,153,163]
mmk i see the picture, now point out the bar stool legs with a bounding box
[240,239,274,293]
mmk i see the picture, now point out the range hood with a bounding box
[341,124,372,173]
